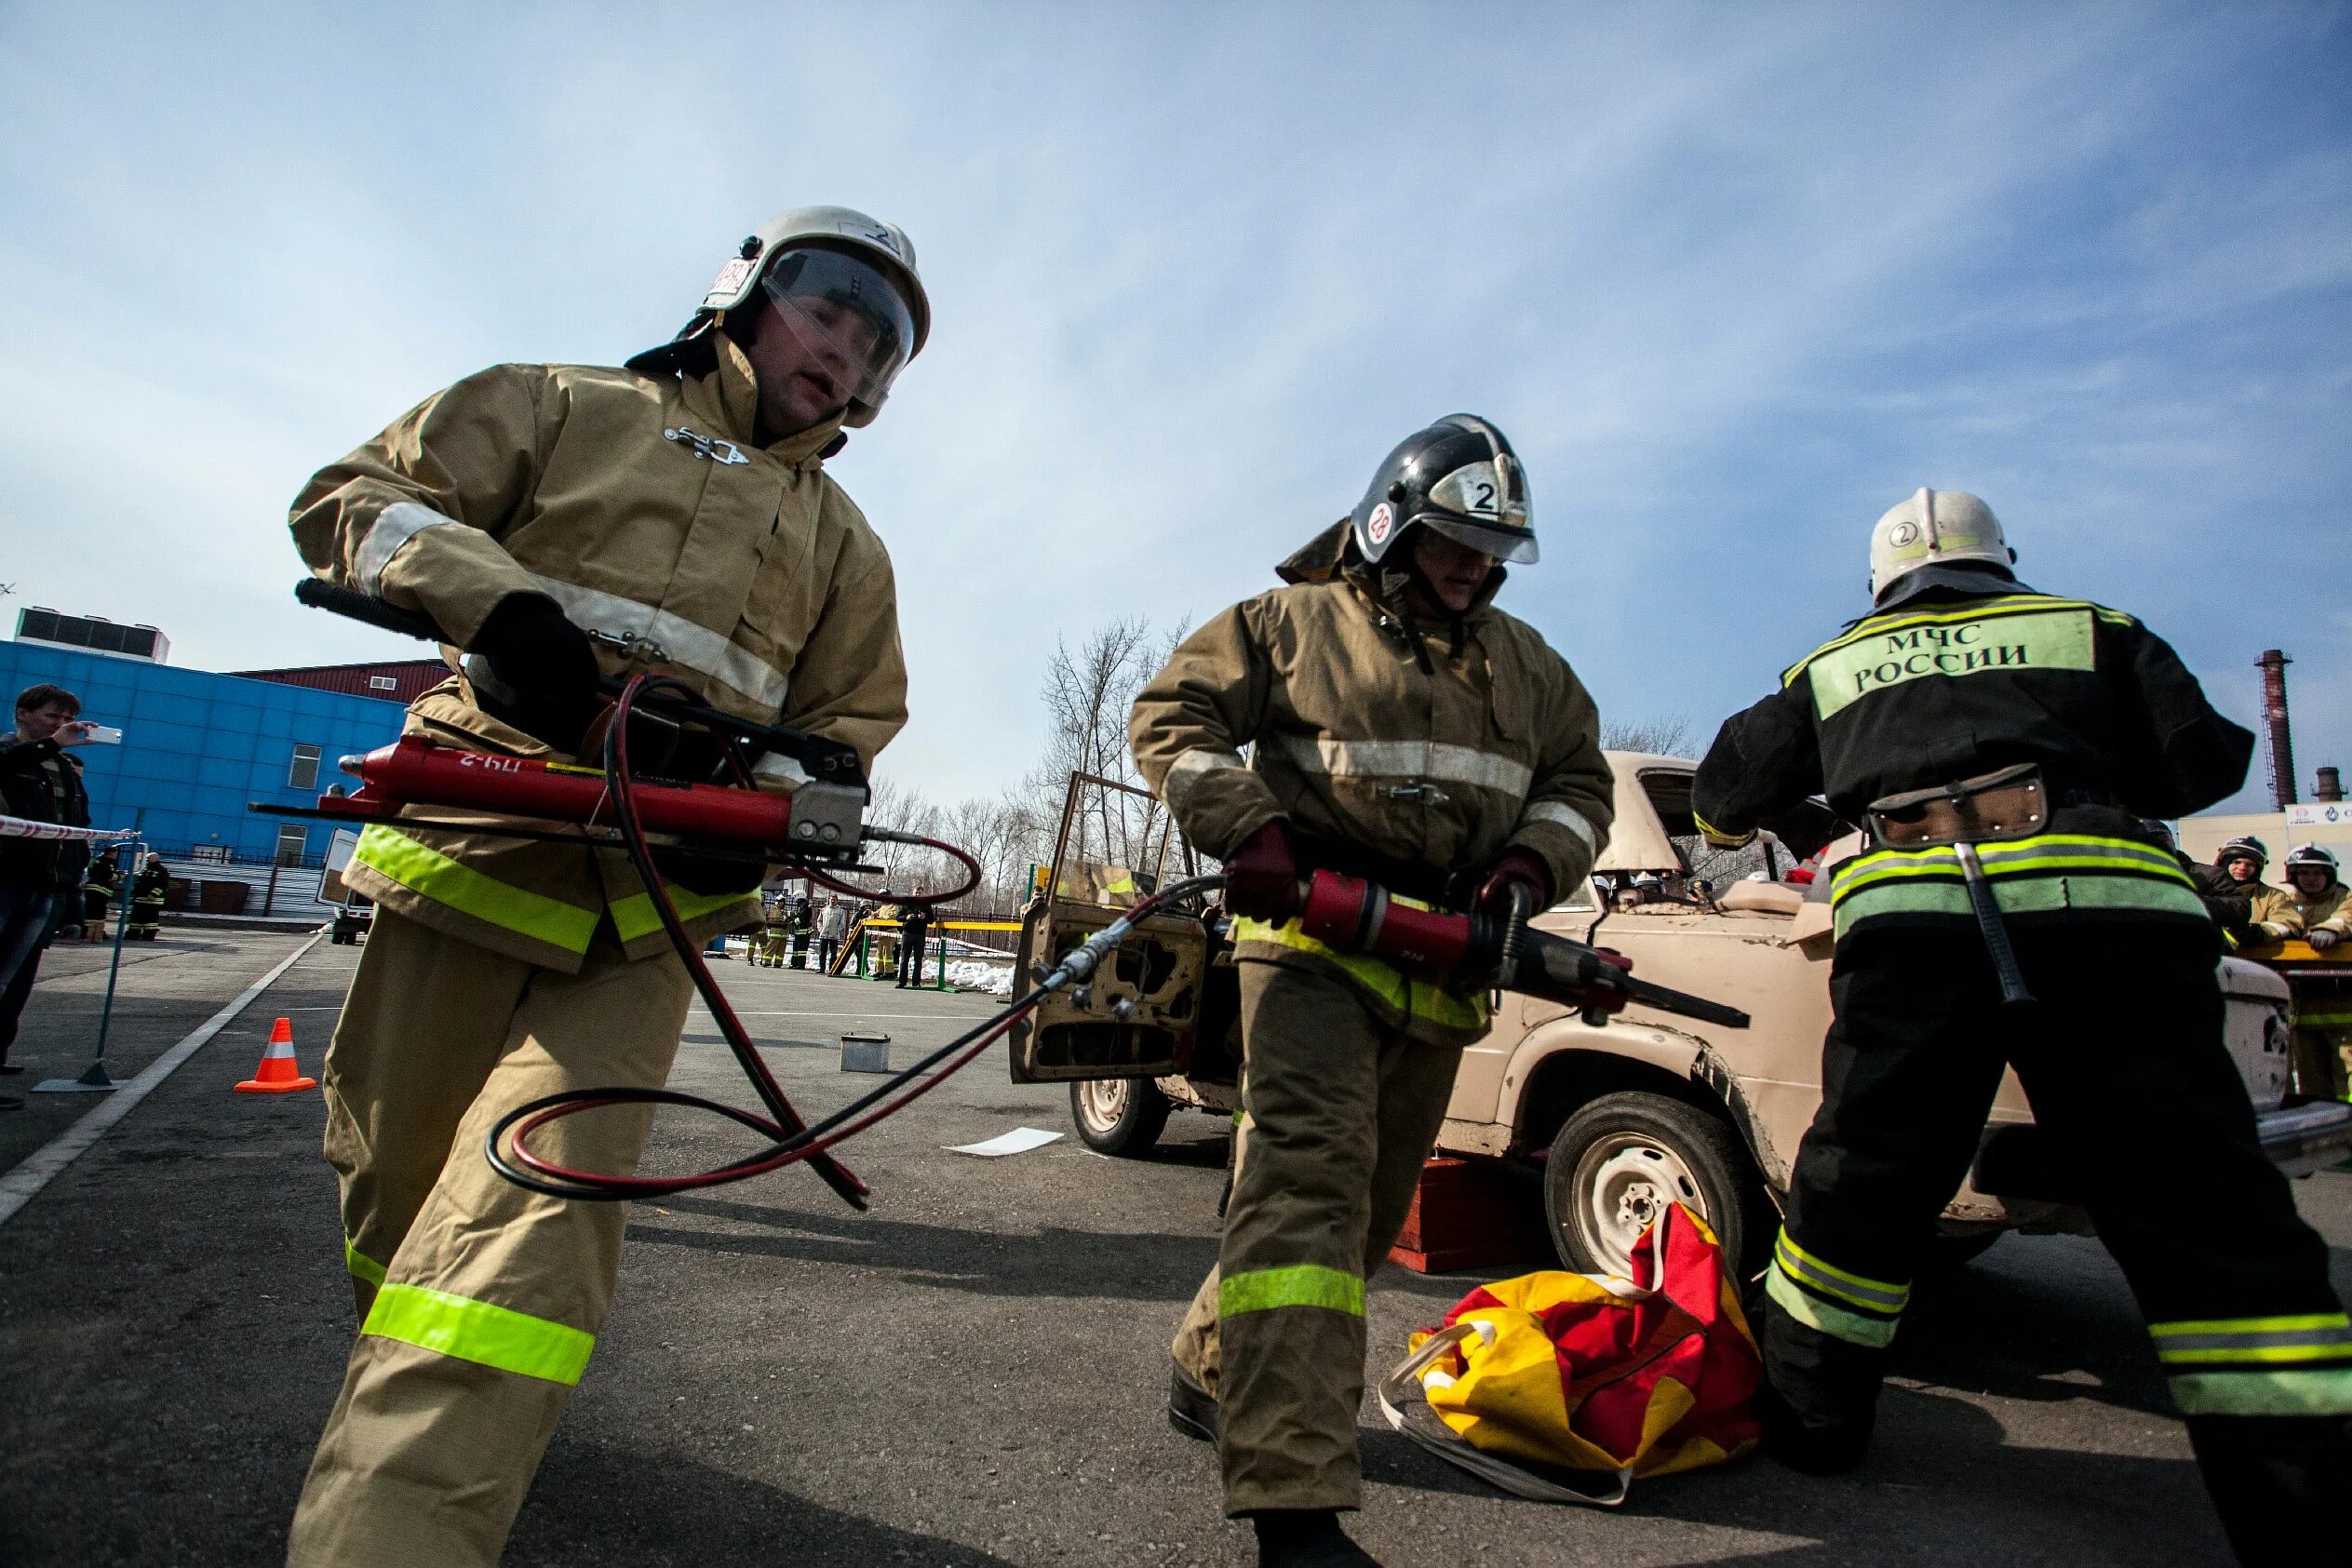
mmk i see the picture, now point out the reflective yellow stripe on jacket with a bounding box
[1826,833,2205,941]
[1230,912,1488,1038]
[355,824,757,956]
[354,824,599,955]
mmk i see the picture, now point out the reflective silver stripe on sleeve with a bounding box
[1518,799,1599,855]
[1275,735,1531,798]
[356,502,459,596]
[751,753,812,786]
[528,577,788,711]
[1163,748,1247,810]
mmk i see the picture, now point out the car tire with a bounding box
[1543,1091,1765,1279]
[1070,1078,1173,1157]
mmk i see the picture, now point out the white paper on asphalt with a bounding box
[946,1127,1063,1158]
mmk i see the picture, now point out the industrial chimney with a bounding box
[2257,650,2296,811]
[2318,766,2344,804]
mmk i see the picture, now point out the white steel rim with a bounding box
[1075,1078,1132,1134]
[1570,1132,1706,1276]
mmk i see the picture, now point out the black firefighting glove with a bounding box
[1476,850,1552,920]
[1221,821,1302,921]
[470,594,604,754]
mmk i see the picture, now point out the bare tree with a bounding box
[1601,713,1697,757]
[1026,616,1189,882]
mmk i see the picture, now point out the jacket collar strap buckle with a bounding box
[664,426,750,465]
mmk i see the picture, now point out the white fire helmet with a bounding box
[1868,489,2014,601]
[2285,844,2340,884]
[630,206,929,428]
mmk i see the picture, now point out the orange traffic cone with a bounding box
[235,1017,317,1093]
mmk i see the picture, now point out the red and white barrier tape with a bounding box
[0,814,137,843]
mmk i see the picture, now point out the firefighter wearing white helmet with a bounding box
[284,206,927,1566]
[1694,489,2352,1561]
[1132,414,1611,1566]
[1867,487,2020,605]
[2284,845,2346,951]
[2282,845,2352,1099]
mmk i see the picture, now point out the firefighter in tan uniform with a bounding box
[283,207,928,1567]
[1132,415,1611,1567]
[2281,845,2351,1100]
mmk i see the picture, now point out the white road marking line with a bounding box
[0,933,328,1230]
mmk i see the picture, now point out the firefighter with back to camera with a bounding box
[281,206,928,1567]
[1690,489,2350,1565]
[1130,415,1613,1567]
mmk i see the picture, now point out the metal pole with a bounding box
[34,837,135,1093]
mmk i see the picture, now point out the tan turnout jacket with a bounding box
[290,336,907,971]
[2286,880,2348,942]
[2248,880,2306,942]
[1131,522,1612,1044]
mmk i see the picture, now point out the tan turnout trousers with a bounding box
[1171,959,1464,1515]
[288,909,693,1567]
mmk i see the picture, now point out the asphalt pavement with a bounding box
[2,932,2348,1566]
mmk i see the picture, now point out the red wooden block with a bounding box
[1388,1157,1553,1275]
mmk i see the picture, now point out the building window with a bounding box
[289,743,322,791]
[370,676,397,690]
[276,824,310,867]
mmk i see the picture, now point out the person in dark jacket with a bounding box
[0,683,94,1102]
[894,885,932,987]
[1692,489,2347,1566]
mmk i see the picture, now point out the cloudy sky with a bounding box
[3,3,2345,812]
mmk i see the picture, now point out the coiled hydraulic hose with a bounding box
[485,670,1223,1204]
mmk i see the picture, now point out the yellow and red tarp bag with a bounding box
[1378,1203,1760,1505]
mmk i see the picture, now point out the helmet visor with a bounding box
[759,247,919,410]
[1418,453,1538,564]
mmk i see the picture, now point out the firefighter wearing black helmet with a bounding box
[1130,415,1613,1567]
[1691,489,2350,1565]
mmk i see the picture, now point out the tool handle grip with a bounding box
[296,577,447,642]
[1514,928,1751,1028]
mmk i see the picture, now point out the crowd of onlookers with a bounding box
[729,883,946,986]
[2185,833,2347,951]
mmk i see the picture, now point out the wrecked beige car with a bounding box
[1013,757,2352,1277]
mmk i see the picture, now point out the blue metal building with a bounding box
[1,637,409,864]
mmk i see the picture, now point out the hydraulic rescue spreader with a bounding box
[262,579,1746,1208]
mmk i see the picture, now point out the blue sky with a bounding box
[3,3,2345,812]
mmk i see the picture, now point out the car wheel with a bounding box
[1544,1091,1764,1278]
[1070,1078,1173,1156]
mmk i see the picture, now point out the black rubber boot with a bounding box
[1252,1509,1379,1567]
[1168,1363,1218,1443]
[2184,1414,2352,1566]
[1759,1302,1883,1474]
[1755,1382,1872,1475]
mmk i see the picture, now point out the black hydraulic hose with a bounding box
[498,670,871,1208]
[488,873,1226,1200]
[481,684,1224,1202]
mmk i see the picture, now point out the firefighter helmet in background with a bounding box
[1868,489,2015,602]
[2285,844,2340,883]
[627,206,929,427]
[1349,414,1538,568]
[2219,835,2271,871]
